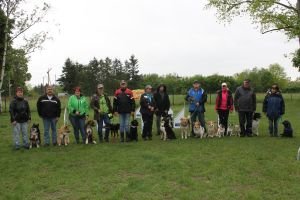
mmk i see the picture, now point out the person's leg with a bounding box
[119,114,125,142]
[103,114,111,142]
[238,111,246,136]
[69,116,80,143]
[50,118,57,145]
[245,112,253,136]
[190,111,196,136]
[43,118,51,145]
[98,116,104,142]
[156,114,161,135]
[142,114,148,140]
[223,110,229,135]
[148,114,154,140]
[78,118,86,143]
[199,112,206,132]
[274,117,279,137]
[124,113,131,142]
[268,118,274,136]
[12,123,21,149]
[20,122,29,148]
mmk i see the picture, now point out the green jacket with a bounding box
[68,95,89,117]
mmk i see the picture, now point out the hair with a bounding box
[272,83,279,91]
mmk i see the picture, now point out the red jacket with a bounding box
[215,89,233,111]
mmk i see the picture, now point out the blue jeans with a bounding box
[119,113,130,133]
[268,117,280,136]
[97,114,111,141]
[12,122,29,148]
[69,115,86,143]
[43,118,57,145]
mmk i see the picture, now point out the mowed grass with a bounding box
[0,94,300,200]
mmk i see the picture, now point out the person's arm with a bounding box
[215,91,219,110]
[252,91,256,112]
[26,100,31,121]
[36,97,42,117]
[112,91,118,113]
[229,93,234,111]
[106,95,113,113]
[281,95,285,115]
[57,97,61,118]
[68,96,75,114]
[200,90,207,104]
[233,88,240,111]
[166,94,170,111]
[9,101,15,123]
[84,97,89,117]
[262,95,268,113]
[129,91,135,112]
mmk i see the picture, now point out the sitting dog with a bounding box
[227,123,233,136]
[29,123,41,148]
[160,114,176,141]
[252,112,262,136]
[85,120,97,144]
[130,119,139,141]
[57,125,71,146]
[216,124,225,138]
[110,123,120,139]
[231,125,241,137]
[281,120,293,137]
[207,121,216,138]
[193,121,205,139]
[180,117,190,139]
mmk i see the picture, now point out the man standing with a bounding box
[91,84,113,142]
[113,80,136,142]
[234,79,256,137]
[154,84,170,135]
[37,85,61,146]
[185,80,207,136]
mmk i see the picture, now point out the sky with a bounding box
[21,0,300,86]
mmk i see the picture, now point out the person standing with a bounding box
[215,82,233,135]
[263,84,285,137]
[234,79,256,137]
[91,84,113,142]
[154,84,170,135]
[68,87,89,144]
[185,80,207,136]
[37,85,61,146]
[9,87,31,150]
[140,85,156,140]
[113,80,135,142]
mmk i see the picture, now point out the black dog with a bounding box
[253,112,262,120]
[129,119,139,141]
[281,120,293,137]
[161,114,176,140]
[110,123,120,138]
[29,123,41,148]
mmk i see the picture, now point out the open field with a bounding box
[0,94,299,199]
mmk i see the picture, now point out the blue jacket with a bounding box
[185,88,207,112]
[263,92,285,119]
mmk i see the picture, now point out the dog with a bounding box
[85,120,97,144]
[227,123,233,136]
[57,125,71,146]
[193,121,205,139]
[129,119,139,141]
[281,120,293,137]
[207,121,216,138]
[110,123,120,139]
[180,117,190,139]
[29,123,41,148]
[252,112,262,136]
[160,114,176,141]
[216,124,225,138]
[231,125,241,137]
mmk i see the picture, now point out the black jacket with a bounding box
[113,88,136,113]
[234,86,256,112]
[90,93,113,120]
[37,95,61,118]
[154,85,170,116]
[9,96,31,123]
[263,92,285,118]
[140,93,156,115]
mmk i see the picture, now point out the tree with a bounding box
[57,58,80,94]
[206,0,300,71]
[125,55,141,89]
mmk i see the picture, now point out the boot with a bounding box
[98,133,103,143]
[125,132,130,142]
[104,131,109,142]
[120,132,124,142]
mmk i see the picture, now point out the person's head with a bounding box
[221,82,227,90]
[46,85,54,96]
[97,84,104,94]
[16,87,23,98]
[243,79,251,88]
[271,84,279,93]
[157,84,167,93]
[74,86,81,97]
[145,85,152,93]
[193,80,200,90]
[120,80,127,89]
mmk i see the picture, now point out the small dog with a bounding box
[207,121,216,138]
[193,121,205,139]
[281,120,293,137]
[57,125,71,146]
[130,119,139,141]
[85,120,97,144]
[180,117,190,139]
[29,123,41,148]
[232,125,241,137]
[216,124,225,138]
[110,123,120,138]
[160,114,176,141]
[227,123,233,136]
[252,112,262,136]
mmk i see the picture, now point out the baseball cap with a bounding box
[221,82,227,87]
[145,85,152,89]
[97,84,104,88]
[193,80,200,84]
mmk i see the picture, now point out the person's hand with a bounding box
[76,111,80,115]
[98,109,101,113]
[114,112,118,116]
[196,102,199,106]
[131,112,135,117]
[12,121,17,126]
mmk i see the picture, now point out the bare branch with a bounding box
[262,26,294,34]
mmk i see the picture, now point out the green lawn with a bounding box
[0,94,300,200]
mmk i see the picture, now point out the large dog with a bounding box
[180,117,190,139]
[110,123,120,139]
[57,125,71,146]
[85,120,97,144]
[281,120,293,137]
[130,119,139,141]
[252,112,262,136]
[160,114,176,141]
[193,121,205,139]
[29,123,41,148]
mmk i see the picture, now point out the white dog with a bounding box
[252,113,262,136]
[216,124,225,138]
[231,125,241,137]
[227,123,233,136]
[193,121,205,139]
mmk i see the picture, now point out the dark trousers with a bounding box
[217,110,229,135]
[268,117,280,136]
[142,114,154,139]
[238,111,253,136]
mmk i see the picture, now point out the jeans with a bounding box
[119,113,130,141]
[268,117,280,136]
[238,111,253,136]
[97,113,111,142]
[156,114,162,135]
[69,115,86,143]
[12,122,29,148]
[217,110,229,135]
[190,110,206,134]
[142,113,154,139]
[43,118,57,145]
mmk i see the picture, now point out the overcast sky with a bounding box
[24,0,300,86]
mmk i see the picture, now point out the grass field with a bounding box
[0,94,300,200]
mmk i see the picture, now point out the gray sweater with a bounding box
[234,86,256,112]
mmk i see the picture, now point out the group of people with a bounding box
[9,78,285,150]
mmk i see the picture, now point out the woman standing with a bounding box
[9,87,31,149]
[140,85,156,140]
[68,87,89,144]
[154,84,170,135]
[263,84,285,137]
[215,82,233,135]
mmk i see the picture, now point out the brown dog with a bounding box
[180,117,190,139]
[57,125,71,146]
